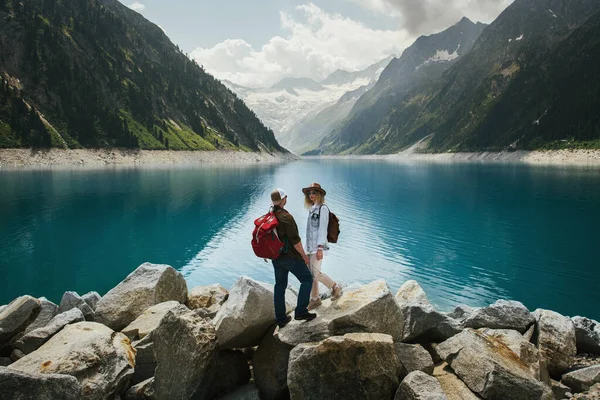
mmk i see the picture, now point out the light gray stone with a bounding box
[14,308,85,354]
[131,334,155,384]
[121,301,183,340]
[562,365,600,393]
[288,333,400,400]
[253,326,294,400]
[187,284,229,318]
[8,322,135,400]
[58,291,95,321]
[395,371,448,400]
[396,343,434,377]
[459,300,535,333]
[552,379,572,399]
[436,329,553,400]
[95,262,188,331]
[152,307,218,400]
[278,280,404,346]
[433,363,480,400]
[124,377,154,400]
[213,276,296,349]
[205,350,251,399]
[572,317,600,355]
[82,291,101,311]
[395,281,461,342]
[0,305,6,314]
[0,366,81,400]
[23,297,58,334]
[0,296,41,348]
[534,309,577,376]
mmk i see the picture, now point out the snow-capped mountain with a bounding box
[222,56,393,153]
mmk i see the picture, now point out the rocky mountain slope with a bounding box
[0,0,284,152]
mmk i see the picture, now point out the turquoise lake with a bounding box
[1,160,599,320]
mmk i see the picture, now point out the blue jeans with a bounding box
[272,257,313,323]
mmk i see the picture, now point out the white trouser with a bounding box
[309,254,335,299]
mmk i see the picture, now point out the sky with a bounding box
[120,0,513,88]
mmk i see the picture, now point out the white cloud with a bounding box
[191,3,411,88]
[128,2,146,12]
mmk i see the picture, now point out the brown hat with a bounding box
[302,182,326,196]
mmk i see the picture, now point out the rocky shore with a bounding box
[1,263,599,400]
[0,149,297,168]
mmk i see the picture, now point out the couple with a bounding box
[270,183,342,328]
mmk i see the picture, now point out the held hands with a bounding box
[316,249,323,260]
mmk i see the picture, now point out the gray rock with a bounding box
[436,329,553,400]
[23,297,58,334]
[82,291,101,311]
[214,383,260,400]
[205,350,251,398]
[0,366,81,400]
[121,301,183,340]
[562,365,600,393]
[152,307,218,400]
[396,343,434,377]
[288,333,400,400]
[187,284,229,318]
[95,262,188,331]
[8,322,135,400]
[0,357,11,366]
[253,326,294,400]
[534,309,577,376]
[9,349,24,362]
[0,305,6,314]
[395,281,460,342]
[524,324,536,342]
[0,296,41,348]
[478,328,549,384]
[58,291,95,321]
[433,363,480,400]
[278,280,404,346]
[572,317,600,355]
[213,276,296,349]
[131,334,156,384]
[124,377,154,400]
[395,371,448,400]
[14,308,85,354]
[459,300,535,333]
[552,379,572,399]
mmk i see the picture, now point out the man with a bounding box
[271,188,316,328]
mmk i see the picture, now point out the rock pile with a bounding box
[0,264,599,400]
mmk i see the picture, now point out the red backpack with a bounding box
[251,210,286,260]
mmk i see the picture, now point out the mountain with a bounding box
[317,17,487,154]
[319,0,600,154]
[0,0,284,152]
[225,56,393,153]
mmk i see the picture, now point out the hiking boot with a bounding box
[295,312,317,321]
[308,298,322,311]
[331,284,342,300]
[277,315,292,328]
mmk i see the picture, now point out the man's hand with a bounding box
[316,249,323,261]
[302,254,310,266]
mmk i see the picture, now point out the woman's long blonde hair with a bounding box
[305,191,325,208]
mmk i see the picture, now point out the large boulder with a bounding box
[457,300,535,333]
[8,322,135,400]
[152,307,218,400]
[572,316,600,355]
[121,301,183,340]
[0,296,41,348]
[436,329,552,400]
[561,365,600,393]
[212,276,296,349]
[95,263,188,330]
[23,297,58,334]
[205,350,251,399]
[395,281,460,342]
[395,343,434,377]
[253,326,294,400]
[287,333,400,400]
[13,308,85,354]
[187,284,229,318]
[395,371,448,400]
[433,363,480,400]
[278,280,404,346]
[534,309,577,376]
[58,291,95,321]
[0,366,81,400]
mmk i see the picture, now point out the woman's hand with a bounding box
[316,249,323,261]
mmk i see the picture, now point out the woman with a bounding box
[302,182,342,311]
